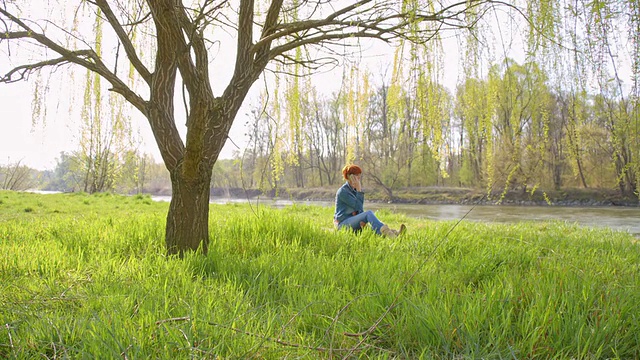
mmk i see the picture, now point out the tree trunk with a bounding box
[165,164,212,257]
[576,155,588,188]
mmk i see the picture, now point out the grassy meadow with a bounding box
[1,190,639,359]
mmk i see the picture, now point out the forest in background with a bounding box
[2,1,639,205]
[2,56,639,206]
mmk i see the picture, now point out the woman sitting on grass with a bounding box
[334,164,406,238]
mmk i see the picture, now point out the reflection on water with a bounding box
[151,196,640,237]
[367,203,640,237]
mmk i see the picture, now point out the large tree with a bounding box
[1,0,507,256]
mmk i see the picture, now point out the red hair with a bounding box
[342,164,362,180]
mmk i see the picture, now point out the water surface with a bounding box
[153,196,640,237]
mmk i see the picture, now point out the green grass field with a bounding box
[1,190,639,359]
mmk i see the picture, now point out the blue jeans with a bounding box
[337,210,384,234]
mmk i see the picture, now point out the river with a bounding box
[152,196,640,237]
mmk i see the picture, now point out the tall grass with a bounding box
[1,190,638,359]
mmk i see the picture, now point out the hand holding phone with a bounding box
[349,174,361,191]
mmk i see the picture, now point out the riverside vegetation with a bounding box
[1,191,639,359]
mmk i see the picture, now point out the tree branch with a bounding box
[268,31,391,61]
[232,0,255,81]
[0,52,89,83]
[91,0,152,83]
[218,0,265,129]
[146,0,190,170]
[0,8,147,114]
[206,320,372,353]
[252,0,284,67]
[251,0,477,62]
[177,1,223,172]
[176,3,212,89]
[185,0,228,31]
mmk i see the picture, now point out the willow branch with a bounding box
[268,31,393,60]
[233,0,254,79]
[252,0,501,63]
[0,9,148,114]
[91,0,152,83]
[1,52,88,83]
[253,0,284,66]
[176,5,209,89]
[254,15,452,60]
[177,0,219,170]
[187,0,228,30]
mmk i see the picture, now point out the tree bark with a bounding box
[165,162,212,257]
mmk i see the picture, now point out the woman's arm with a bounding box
[337,186,365,213]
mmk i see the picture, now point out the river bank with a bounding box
[198,186,640,207]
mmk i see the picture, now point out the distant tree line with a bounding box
[0,160,36,191]
[5,57,638,200]
[235,58,639,199]
[1,152,167,194]
[1,152,245,195]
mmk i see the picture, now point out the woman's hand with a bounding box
[350,174,362,192]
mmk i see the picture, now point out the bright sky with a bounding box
[0,47,462,171]
[0,81,253,171]
[0,25,248,170]
[0,82,248,170]
[0,1,476,171]
[6,2,619,172]
[0,62,402,172]
[3,2,636,173]
[0,81,72,170]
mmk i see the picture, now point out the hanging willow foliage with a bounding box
[357,68,371,158]
[582,0,639,195]
[73,7,136,193]
[343,64,357,164]
[5,0,639,200]
[31,72,45,128]
[270,76,281,186]
[285,47,302,167]
[247,0,638,196]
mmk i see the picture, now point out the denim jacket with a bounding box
[334,181,365,223]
